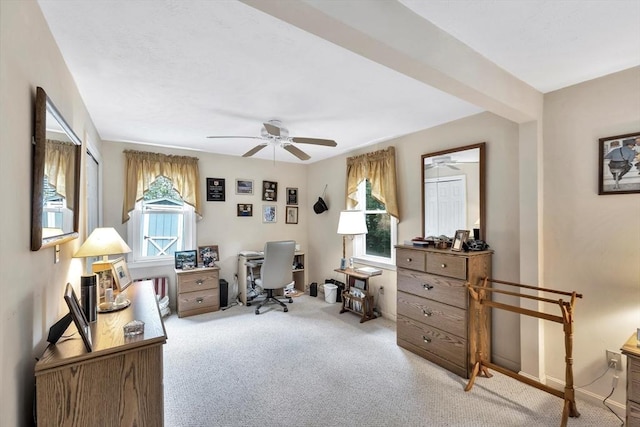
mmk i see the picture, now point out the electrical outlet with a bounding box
[379,286,384,295]
[606,350,622,371]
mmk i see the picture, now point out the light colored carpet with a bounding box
[163,295,618,426]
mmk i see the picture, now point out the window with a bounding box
[128,176,195,264]
[353,179,396,266]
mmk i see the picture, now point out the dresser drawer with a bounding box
[397,291,467,338]
[397,315,466,369]
[178,288,219,313]
[397,268,468,309]
[629,357,640,403]
[178,270,219,293]
[396,248,426,271]
[628,400,640,427]
[426,253,467,279]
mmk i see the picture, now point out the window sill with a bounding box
[351,257,396,272]
[127,258,175,270]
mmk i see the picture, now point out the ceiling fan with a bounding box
[425,155,460,170]
[207,120,337,161]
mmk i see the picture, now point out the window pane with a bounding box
[143,176,183,203]
[365,213,391,257]
[365,180,384,210]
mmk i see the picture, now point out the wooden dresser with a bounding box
[35,280,167,426]
[622,333,640,426]
[175,266,220,317]
[395,244,492,378]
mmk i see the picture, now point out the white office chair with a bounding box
[254,240,295,315]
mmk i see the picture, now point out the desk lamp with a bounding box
[73,227,131,291]
[337,210,368,269]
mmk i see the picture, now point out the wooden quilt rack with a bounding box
[465,277,582,427]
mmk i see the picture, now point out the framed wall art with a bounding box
[206,178,226,201]
[235,179,253,195]
[198,245,219,267]
[286,206,298,224]
[598,132,640,195]
[286,187,298,205]
[262,180,277,201]
[452,230,470,252]
[262,205,277,223]
[237,203,253,217]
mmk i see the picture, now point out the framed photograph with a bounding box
[235,179,253,195]
[262,180,278,201]
[175,250,197,269]
[206,177,226,201]
[286,187,298,205]
[452,230,470,252]
[598,132,640,195]
[262,205,277,223]
[237,203,253,217]
[354,279,366,290]
[198,245,219,267]
[110,257,132,292]
[64,283,92,352]
[285,206,298,224]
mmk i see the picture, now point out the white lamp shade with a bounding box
[337,210,368,235]
[73,227,132,258]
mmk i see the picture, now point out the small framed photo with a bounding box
[198,245,219,267]
[237,203,253,217]
[64,283,92,352]
[262,180,278,201]
[263,205,277,223]
[598,132,640,195]
[285,206,298,224]
[206,177,226,201]
[286,187,298,205]
[354,279,366,290]
[452,230,470,252]
[110,257,132,292]
[235,179,253,195]
[175,250,197,269]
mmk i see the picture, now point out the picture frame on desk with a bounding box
[198,245,218,267]
[452,230,469,252]
[354,278,366,290]
[111,257,132,291]
[64,283,92,352]
[175,250,197,269]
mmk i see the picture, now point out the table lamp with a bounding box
[337,210,368,269]
[73,227,132,297]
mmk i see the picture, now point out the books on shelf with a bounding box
[355,266,382,276]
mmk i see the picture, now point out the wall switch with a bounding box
[379,286,384,295]
[606,350,622,371]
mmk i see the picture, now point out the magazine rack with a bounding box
[334,267,379,323]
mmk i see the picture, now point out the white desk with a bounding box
[237,251,306,305]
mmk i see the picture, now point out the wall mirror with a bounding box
[421,142,485,240]
[31,87,82,250]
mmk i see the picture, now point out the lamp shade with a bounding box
[73,227,132,259]
[337,210,368,235]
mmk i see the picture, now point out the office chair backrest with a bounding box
[260,240,296,290]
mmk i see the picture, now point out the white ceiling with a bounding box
[37,0,640,164]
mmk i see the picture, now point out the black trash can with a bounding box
[334,281,345,302]
[310,282,318,297]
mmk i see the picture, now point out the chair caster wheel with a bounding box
[284,307,288,312]
[255,309,260,315]
[247,302,252,306]
[288,298,293,303]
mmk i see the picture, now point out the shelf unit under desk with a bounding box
[237,251,306,305]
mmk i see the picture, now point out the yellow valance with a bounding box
[44,139,76,211]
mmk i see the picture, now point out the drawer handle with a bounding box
[441,263,447,268]
[196,297,204,304]
[422,309,433,317]
[406,258,412,262]
[196,279,204,285]
[423,284,434,291]
[422,336,432,344]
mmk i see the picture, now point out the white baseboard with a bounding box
[545,375,625,419]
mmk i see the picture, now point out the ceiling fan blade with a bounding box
[242,144,268,157]
[263,122,281,137]
[206,136,263,140]
[291,137,337,147]
[283,144,311,161]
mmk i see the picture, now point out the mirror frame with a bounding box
[31,87,82,250]
[421,142,486,240]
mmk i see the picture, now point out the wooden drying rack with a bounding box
[465,277,582,427]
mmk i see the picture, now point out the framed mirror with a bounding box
[421,142,486,240]
[31,87,82,250]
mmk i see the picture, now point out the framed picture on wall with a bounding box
[262,205,277,223]
[206,178,226,201]
[262,180,277,201]
[235,179,253,195]
[598,132,640,195]
[286,187,298,205]
[237,203,253,217]
[285,206,298,224]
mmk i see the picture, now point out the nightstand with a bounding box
[175,266,220,317]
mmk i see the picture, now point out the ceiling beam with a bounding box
[242,0,542,123]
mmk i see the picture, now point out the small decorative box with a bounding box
[123,320,145,337]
